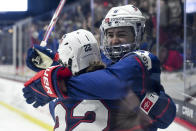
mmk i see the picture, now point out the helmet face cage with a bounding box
[104,43,136,62]
[100,5,146,62]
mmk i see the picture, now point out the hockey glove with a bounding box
[26,44,59,72]
[23,70,54,108]
[23,65,72,108]
[140,91,176,129]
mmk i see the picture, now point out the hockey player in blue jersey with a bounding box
[23,4,176,131]
[24,29,151,130]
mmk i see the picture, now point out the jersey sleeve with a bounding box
[66,53,146,100]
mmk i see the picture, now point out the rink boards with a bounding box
[0,75,196,130]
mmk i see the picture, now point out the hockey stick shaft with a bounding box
[40,0,66,47]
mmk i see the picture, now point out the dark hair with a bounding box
[86,61,106,72]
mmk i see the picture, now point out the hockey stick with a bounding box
[40,0,66,47]
[31,0,66,67]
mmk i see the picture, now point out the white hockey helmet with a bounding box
[100,4,146,62]
[58,29,101,75]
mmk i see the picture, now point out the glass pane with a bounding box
[0,0,195,128]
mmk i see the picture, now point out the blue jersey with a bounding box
[66,50,161,100]
[49,50,176,131]
[49,97,162,131]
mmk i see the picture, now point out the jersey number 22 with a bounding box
[54,100,109,131]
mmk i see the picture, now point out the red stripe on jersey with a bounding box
[134,56,146,95]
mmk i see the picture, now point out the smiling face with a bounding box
[105,26,135,46]
[102,26,137,62]
[100,4,146,62]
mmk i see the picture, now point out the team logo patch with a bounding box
[140,92,159,114]
[141,98,153,113]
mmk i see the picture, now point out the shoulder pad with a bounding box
[133,50,152,70]
[122,50,152,71]
[121,50,161,82]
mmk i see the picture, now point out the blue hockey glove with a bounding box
[26,44,59,72]
[140,91,176,129]
[23,70,54,108]
[23,65,72,108]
